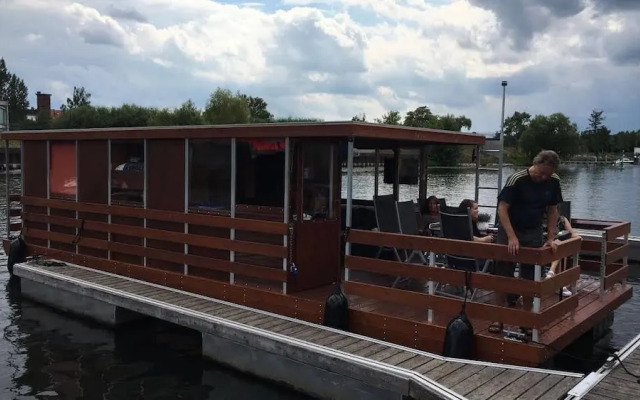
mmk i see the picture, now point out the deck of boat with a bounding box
[14,259,583,400]
[288,268,630,367]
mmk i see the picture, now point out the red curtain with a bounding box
[50,141,76,197]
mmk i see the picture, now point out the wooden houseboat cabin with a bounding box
[1,122,633,367]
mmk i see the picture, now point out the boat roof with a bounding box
[0,122,485,147]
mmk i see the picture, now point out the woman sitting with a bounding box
[459,199,495,243]
[546,215,579,296]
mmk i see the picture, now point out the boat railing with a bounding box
[571,218,631,297]
[18,195,291,294]
[344,229,585,342]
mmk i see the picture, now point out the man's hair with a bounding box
[532,150,560,170]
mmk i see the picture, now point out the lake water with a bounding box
[343,164,640,235]
[0,166,638,398]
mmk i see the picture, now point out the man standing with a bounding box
[488,150,562,335]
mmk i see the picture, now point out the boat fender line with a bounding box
[442,270,474,359]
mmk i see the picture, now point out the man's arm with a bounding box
[546,204,559,241]
[498,200,516,239]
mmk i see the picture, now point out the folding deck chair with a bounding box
[438,206,493,301]
[373,194,403,262]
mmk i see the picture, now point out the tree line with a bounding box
[2,57,638,166]
[498,110,640,164]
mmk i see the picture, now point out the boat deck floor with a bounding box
[15,260,583,400]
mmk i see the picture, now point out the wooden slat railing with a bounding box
[22,196,287,235]
[344,229,584,331]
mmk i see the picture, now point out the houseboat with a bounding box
[1,122,632,369]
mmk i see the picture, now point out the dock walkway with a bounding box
[565,332,640,399]
[14,260,582,400]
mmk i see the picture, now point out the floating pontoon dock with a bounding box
[14,260,583,400]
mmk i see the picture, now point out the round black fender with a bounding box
[323,284,349,330]
[7,236,27,276]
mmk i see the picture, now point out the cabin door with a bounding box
[288,141,342,293]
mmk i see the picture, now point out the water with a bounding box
[0,166,638,398]
[344,164,640,235]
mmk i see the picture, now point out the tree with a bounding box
[588,109,605,133]
[0,58,30,124]
[0,58,9,101]
[7,74,29,122]
[500,111,531,146]
[403,106,472,166]
[241,95,273,123]
[518,113,580,160]
[375,111,401,125]
[204,88,250,124]
[351,113,366,122]
[581,109,610,155]
[61,86,91,110]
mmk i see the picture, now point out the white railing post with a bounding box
[532,263,541,343]
[282,137,290,294]
[230,138,237,285]
[345,138,354,282]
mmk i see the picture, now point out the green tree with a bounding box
[61,86,91,110]
[240,95,273,123]
[0,58,9,101]
[518,113,580,160]
[351,113,366,122]
[375,111,402,125]
[581,109,610,155]
[7,74,29,123]
[0,59,30,124]
[204,88,251,124]
[500,111,531,146]
[403,106,472,166]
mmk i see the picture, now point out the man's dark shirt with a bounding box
[498,169,563,230]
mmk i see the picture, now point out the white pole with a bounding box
[345,139,354,282]
[499,81,507,192]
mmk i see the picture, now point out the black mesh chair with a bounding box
[438,206,492,300]
[396,201,428,264]
[373,194,402,262]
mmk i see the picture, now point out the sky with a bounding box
[1,0,639,134]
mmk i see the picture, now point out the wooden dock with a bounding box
[565,332,640,400]
[14,259,583,400]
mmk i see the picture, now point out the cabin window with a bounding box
[189,139,231,211]
[302,142,336,220]
[49,141,76,199]
[111,140,144,205]
[236,139,285,208]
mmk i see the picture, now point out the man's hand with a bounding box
[543,238,558,253]
[508,236,520,255]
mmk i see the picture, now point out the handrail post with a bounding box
[230,138,237,285]
[571,251,579,319]
[282,137,289,294]
[600,231,607,298]
[532,263,541,343]
[4,139,10,239]
[345,138,354,282]
[622,233,629,289]
[427,251,435,322]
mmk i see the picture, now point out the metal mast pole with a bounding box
[498,81,507,192]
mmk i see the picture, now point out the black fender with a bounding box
[7,236,27,276]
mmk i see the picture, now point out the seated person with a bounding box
[421,195,441,233]
[459,199,495,243]
[545,215,580,296]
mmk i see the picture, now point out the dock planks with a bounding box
[570,332,640,400]
[14,259,584,400]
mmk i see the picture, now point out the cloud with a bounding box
[0,0,638,134]
[106,5,148,22]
